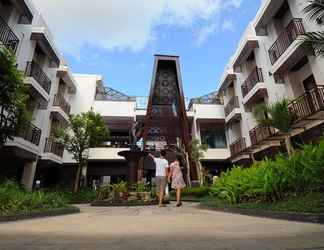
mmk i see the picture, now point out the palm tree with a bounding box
[254,100,297,156]
[299,0,324,56]
[190,139,208,186]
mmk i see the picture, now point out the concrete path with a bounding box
[0,202,324,250]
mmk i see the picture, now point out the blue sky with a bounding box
[33,0,261,98]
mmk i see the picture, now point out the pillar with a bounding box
[21,160,37,192]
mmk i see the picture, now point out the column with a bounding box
[21,160,37,192]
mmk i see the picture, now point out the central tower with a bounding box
[142,55,197,180]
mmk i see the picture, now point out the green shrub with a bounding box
[58,188,96,204]
[0,180,68,216]
[211,140,324,204]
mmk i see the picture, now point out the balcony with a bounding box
[53,94,71,116]
[230,137,246,157]
[241,67,268,105]
[288,86,324,123]
[0,16,19,53]
[25,61,52,94]
[242,68,264,97]
[268,19,305,65]
[225,96,239,116]
[225,96,241,124]
[249,125,276,146]
[16,122,42,146]
[44,137,64,158]
[101,136,130,148]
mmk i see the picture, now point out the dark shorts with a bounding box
[155,176,167,192]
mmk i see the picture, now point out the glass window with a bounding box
[200,127,227,149]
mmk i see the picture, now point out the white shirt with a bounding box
[154,157,169,177]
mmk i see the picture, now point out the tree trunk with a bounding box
[197,161,204,186]
[73,163,82,193]
[184,151,191,188]
[284,134,295,156]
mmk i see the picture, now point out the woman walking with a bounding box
[169,156,186,207]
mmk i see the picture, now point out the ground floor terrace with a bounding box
[0,203,323,250]
[35,157,231,189]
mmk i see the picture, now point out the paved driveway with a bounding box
[0,203,324,250]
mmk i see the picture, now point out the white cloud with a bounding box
[31,0,243,56]
[222,20,235,32]
[196,23,217,45]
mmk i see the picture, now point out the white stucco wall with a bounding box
[94,101,136,118]
[192,104,225,120]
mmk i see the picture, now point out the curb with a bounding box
[0,206,80,223]
[198,204,324,224]
[91,201,159,207]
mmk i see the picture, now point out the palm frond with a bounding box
[254,100,296,134]
[254,103,272,127]
[303,0,324,22]
[267,100,296,133]
[299,32,324,56]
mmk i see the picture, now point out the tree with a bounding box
[190,139,208,186]
[300,0,324,56]
[56,111,109,192]
[0,47,29,146]
[254,99,297,156]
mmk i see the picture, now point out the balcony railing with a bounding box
[288,85,324,122]
[53,94,71,115]
[0,16,19,53]
[268,18,305,65]
[249,125,276,146]
[16,122,41,146]
[44,137,64,158]
[25,61,52,94]
[241,67,264,97]
[230,137,246,156]
[225,96,240,117]
[101,136,131,148]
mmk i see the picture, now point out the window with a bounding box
[200,127,227,149]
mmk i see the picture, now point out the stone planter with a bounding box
[138,192,151,202]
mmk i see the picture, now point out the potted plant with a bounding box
[135,181,151,202]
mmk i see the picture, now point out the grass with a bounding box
[202,192,324,214]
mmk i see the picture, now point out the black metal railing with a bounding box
[288,85,324,122]
[0,16,19,53]
[268,18,305,65]
[241,67,264,97]
[44,137,64,157]
[230,137,246,156]
[225,96,240,117]
[249,125,276,146]
[101,136,131,148]
[25,61,52,94]
[53,94,71,115]
[16,122,42,146]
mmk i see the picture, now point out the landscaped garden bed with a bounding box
[91,181,158,207]
[0,206,80,223]
[200,192,324,224]
[170,186,211,202]
[57,188,96,204]
[0,180,79,222]
[198,140,324,223]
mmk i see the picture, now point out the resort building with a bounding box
[0,0,323,190]
[219,0,324,166]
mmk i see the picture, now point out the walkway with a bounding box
[0,203,324,250]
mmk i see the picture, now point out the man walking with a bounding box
[149,150,169,207]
